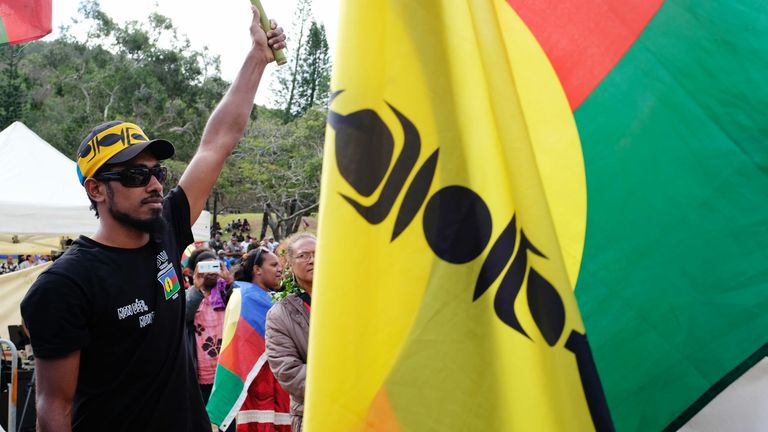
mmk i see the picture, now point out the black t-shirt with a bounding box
[21,186,210,432]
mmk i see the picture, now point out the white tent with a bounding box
[0,121,209,254]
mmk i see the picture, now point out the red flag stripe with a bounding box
[0,0,51,45]
[507,0,664,110]
[218,318,266,378]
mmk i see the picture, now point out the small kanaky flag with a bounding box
[0,0,52,46]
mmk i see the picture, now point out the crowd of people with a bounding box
[223,218,251,234]
[0,254,51,275]
[18,7,309,432]
[211,231,279,253]
[183,232,315,431]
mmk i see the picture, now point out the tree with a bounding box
[218,106,326,240]
[293,21,330,115]
[1,0,328,230]
[0,44,27,130]
[273,18,331,121]
[5,0,227,160]
[272,0,313,121]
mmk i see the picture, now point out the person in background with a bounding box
[209,232,225,252]
[209,247,290,431]
[218,249,234,270]
[265,233,316,432]
[185,249,232,404]
[246,236,260,252]
[18,255,36,270]
[240,235,251,253]
[0,256,18,275]
[267,236,279,252]
[227,237,244,257]
[211,220,222,236]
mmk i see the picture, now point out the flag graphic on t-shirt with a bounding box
[159,267,180,300]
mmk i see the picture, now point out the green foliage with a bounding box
[275,247,304,301]
[164,159,188,187]
[275,269,303,301]
[0,0,328,224]
[294,22,330,115]
[218,106,325,215]
[272,0,330,122]
[272,0,312,122]
[2,0,226,160]
[0,45,25,129]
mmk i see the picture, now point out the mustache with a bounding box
[141,193,163,204]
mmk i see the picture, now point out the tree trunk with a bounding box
[269,216,281,241]
[260,208,270,240]
[212,191,219,228]
[263,203,282,241]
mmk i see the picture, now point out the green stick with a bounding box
[250,0,287,65]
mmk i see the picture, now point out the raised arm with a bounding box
[179,6,286,223]
[36,351,80,432]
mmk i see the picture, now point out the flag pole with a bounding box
[250,0,287,66]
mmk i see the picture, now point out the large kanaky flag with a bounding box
[308,0,612,430]
[308,0,768,431]
[0,0,51,46]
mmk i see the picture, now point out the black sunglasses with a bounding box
[95,166,168,188]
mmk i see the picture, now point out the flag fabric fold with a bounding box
[206,283,289,431]
[0,0,52,46]
[307,0,611,430]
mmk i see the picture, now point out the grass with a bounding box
[212,212,317,241]
[212,213,261,241]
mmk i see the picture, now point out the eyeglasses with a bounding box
[294,251,315,262]
[95,166,168,188]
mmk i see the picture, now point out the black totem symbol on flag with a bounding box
[328,96,614,431]
[328,100,439,241]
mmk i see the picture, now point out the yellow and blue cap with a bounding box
[76,121,175,185]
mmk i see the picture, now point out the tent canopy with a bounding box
[0,121,209,254]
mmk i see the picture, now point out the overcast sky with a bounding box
[47,0,340,106]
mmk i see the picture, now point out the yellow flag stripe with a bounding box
[307,0,595,430]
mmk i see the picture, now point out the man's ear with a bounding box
[84,178,107,204]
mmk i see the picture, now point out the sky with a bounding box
[46,0,340,106]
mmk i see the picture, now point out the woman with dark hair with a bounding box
[236,247,282,290]
[265,233,315,432]
[207,248,291,432]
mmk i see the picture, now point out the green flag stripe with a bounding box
[206,366,245,425]
[574,1,768,431]
[0,17,9,45]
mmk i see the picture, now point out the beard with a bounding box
[106,185,167,235]
[109,205,166,234]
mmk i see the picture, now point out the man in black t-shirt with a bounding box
[20,7,285,432]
